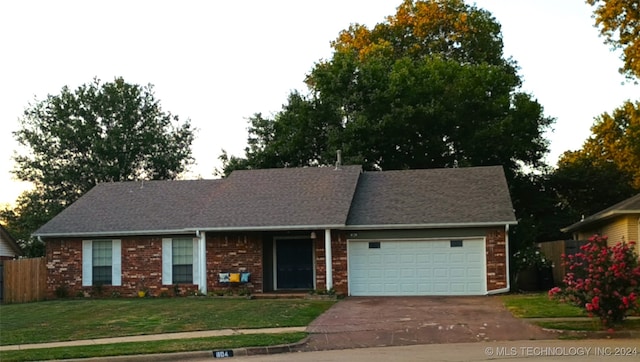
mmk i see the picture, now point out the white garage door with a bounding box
[348,239,486,296]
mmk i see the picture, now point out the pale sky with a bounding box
[1,0,638,208]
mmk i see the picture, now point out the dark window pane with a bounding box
[92,240,112,285]
[93,265,112,285]
[173,264,193,284]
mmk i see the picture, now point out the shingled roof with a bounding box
[561,193,640,233]
[194,165,363,230]
[34,179,223,237]
[34,165,516,238]
[346,166,516,228]
[34,165,363,237]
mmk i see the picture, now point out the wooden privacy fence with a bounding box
[2,257,46,303]
[537,240,586,287]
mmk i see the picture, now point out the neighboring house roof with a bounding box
[561,193,640,233]
[34,165,515,238]
[0,224,23,257]
[346,166,516,228]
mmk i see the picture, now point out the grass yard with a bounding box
[0,297,334,345]
[536,319,640,331]
[0,332,307,362]
[500,292,586,318]
[500,292,640,332]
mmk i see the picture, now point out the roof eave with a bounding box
[1,226,23,256]
[34,224,348,238]
[561,209,640,233]
[193,224,346,232]
[344,221,517,231]
[33,229,199,239]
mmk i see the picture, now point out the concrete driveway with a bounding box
[295,296,556,351]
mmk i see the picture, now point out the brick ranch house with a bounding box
[35,165,516,298]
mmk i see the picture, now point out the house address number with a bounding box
[213,349,234,358]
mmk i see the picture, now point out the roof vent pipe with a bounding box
[335,150,342,170]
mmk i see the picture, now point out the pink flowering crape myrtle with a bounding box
[549,234,640,328]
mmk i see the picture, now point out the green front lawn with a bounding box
[0,297,334,345]
[500,293,586,318]
[536,319,640,331]
[500,292,640,332]
[0,333,307,362]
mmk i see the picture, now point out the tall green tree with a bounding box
[552,101,640,219]
[222,0,553,176]
[2,77,195,255]
[587,0,640,79]
[583,101,640,189]
[219,0,556,260]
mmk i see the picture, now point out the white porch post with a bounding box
[199,231,207,294]
[504,224,510,292]
[324,228,333,290]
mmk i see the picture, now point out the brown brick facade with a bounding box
[120,237,163,297]
[314,230,348,295]
[485,228,508,291]
[45,227,509,298]
[205,232,263,294]
[46,236,198,298]
[46,238,83,297]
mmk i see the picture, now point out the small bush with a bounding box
[54,285,69,299]
[513,245,552,272]
[309,288,336,296]
[90,283,106,297]
[549,234,640,328]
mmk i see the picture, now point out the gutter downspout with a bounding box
[487,223,511,295]
[197,230,207,294]
[325,229,333,290]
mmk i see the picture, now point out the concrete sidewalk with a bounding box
[0,326,306,351]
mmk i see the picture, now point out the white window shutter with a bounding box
[162,238,172,285]
[82,240,92,286]
[112,239,122,286]
[192,238,200,285]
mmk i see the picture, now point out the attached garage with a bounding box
[348,238,486,296]
[344,166,516,296]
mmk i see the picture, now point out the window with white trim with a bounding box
[82,239,121,287]
[172,238,193,284]
[162,237,198,285]
[92,240,113,285]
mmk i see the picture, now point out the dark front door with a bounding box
[276,238,313,289]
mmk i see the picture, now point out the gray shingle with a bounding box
[34,165,516,237]
[346,166,516,227]
[35,166,363,236]
[34,179,222,236]
[195,165,363,229]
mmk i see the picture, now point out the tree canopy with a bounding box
[587,0,640,79]
[222,0,553,176]
[551,101,640,218]
[2,77,195,255]
[583,100,640,189]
